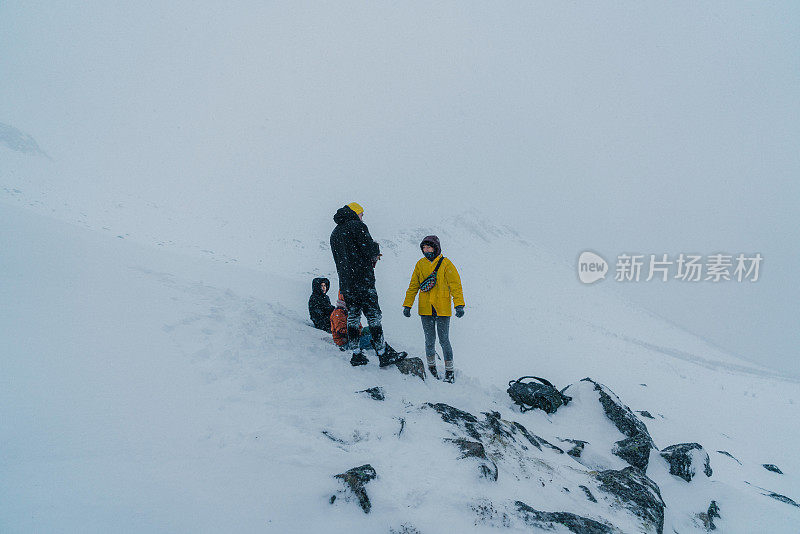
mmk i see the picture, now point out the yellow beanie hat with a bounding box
[347,202,364,215]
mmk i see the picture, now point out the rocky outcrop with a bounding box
[766,492,799,508]
[660,443,712,482]
[698,500,721,531]
[763,463,783,474]
[596,466,665,534]
[396,357,426,380]
[580,378,656,471]
[333,464,377,513]
[613,435,653,472]
[445,438,498,481]
[356,386,385,400]
[579,485,598,503]
[560,438,588,458]
[515,501,613,534]
[424,403,482,440]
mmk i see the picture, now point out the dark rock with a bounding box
[396,356,426,380]
[530,432,565,454]
[763,463,783,474]
[424,403,481,440]
[356,386,385,401]
[511,421,543,451]
[479,462,499,481]
[397,417,405,437]
[716,450,742,465]
[581,378,651,440]
[334,464,377,514]
[698,500,720,531]
[766,492,799,508]
[389,524,421,534]
[446,438,487,459]
[707,500,720,520]
[580,378,656,470]
[515,501,613,534]
[596,466,665,534]
[579,485,598,503]
[445,438,498,481]
[637,410,655,419]
[486,413,563,454]
[322,430,346,444]
[614,435,654,472]
[560,438,588,458]
[482,411,518,442]
[473,499,512,528]
[660,443,712,482]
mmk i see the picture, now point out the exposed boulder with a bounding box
[424,403,481,440]
[637,410,655,419]
[613,435,653,472]
[356,386,385,401]
[396,356,426,380]
[762,463,783,474]
[579,485,598,503]
[333,464,377,514]
[596,466,665,534]
[515,501,614,534]
[423,404,566,484]
[559,438,588,458]
[580,378,657,470]
[447,437,487,459]
[660,443,712,482]
[445,437,498,481]
[698,500,721,531]
[423,404,565,456]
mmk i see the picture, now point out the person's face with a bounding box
[321,282,328,293]
[422,244,434,254]
[358,212,363,221]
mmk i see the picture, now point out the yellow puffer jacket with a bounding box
[403,255,465,316]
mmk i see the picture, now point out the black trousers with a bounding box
[343,287,384,353]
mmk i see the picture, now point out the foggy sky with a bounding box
[1,1,798,374]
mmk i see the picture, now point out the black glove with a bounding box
[403,306,411,317]
[454,306,465,318]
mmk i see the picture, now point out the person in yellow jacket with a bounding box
[403,235,465,383]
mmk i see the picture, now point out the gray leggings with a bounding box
[421,314,453,362]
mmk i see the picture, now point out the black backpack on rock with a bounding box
[507,376,572,414]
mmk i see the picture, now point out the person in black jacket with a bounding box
[330,202,406,367]
[308,277,335,332]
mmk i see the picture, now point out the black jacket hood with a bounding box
[333,205,360,225]
[312,277,331,294]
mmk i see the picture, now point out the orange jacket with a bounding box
[330,307,362,346]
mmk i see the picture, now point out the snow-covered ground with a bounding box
[2,198,798,533]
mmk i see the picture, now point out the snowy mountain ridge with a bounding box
[2,201,798,533]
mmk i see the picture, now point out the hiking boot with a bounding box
[428,365,439,379]
[350,352,369,366]
[444,370,455,383]
[378,343,407,368]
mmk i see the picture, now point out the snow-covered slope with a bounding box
[2,202,798,533]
